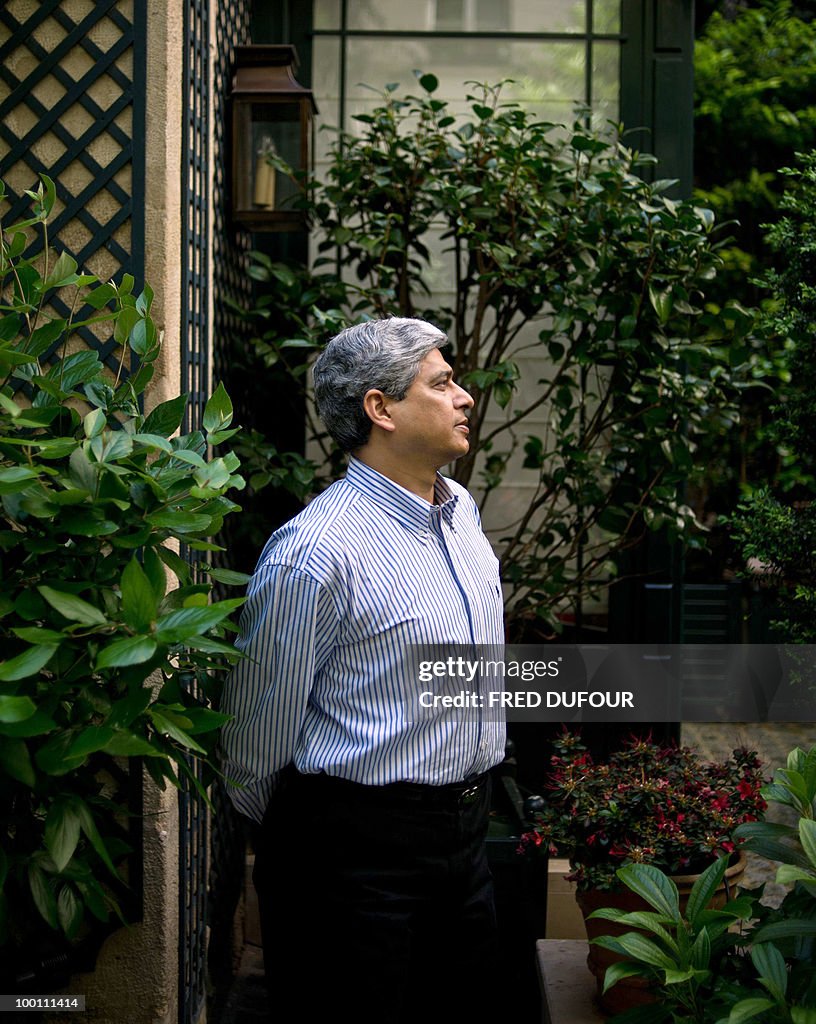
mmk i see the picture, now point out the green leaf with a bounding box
[736,821,810,868]
[724,998,776,1023]
[0,465,39,494]
[57,884,83,940]
[800,818,816,869]
[105,686,153,730]
[66,726,115,759]
[186,635,243,658]
[44,348,102,389]
[600,961,651,995]
[648,285,673,324]
[38,585,108,626]
[29,863,58,929]
[663,968,696,985]
[0,708,57,738]
[776,865,816,886]
[791,1009,816,1024]
[35,733,89,776]
[96,635,157,669]
[102,731,164,757]
[84,282,117,310]
[90,428,133,463]
[121,556,158,632]
[753,919,816,943]
[142,394,187,437]
[686,855,729,928]
[205,568,251,586]
[149,709,206,753]
[145,511,212,533]
[130,432,174,453]
[156,544,192,585]
[165,448,207,469]
[690,923,711,971]
[0,694,37,725]
[74,877,111,923]
[613,932,678,970]
[751,942,787,1003]
[615,863,681,922]
[74,799,119,878]
[181,707,232,734]
[113,305,140,346]
[0,644,58,682]
[202,382,233,434]
[0,738,36,786]
[45,798,82,872]
[11,627,68,644]
[155,599,244,643]
[141,547,169,602]
[588,908,677,951]
[43,250,79,291]
[83,407,106,439]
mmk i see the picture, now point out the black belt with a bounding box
[298,770,490,808]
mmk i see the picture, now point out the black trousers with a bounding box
[253,770,501,1024]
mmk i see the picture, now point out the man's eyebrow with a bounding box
[429,368,453,383]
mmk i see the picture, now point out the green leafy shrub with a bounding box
[0,177,245,960]
[729,152,816,642]
[694,1,816,305]
[239,75,756,636]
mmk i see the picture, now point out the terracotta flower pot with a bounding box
[574,851,747,1016]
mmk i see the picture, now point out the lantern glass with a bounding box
[234,102,303,215]
[230,45,316,231]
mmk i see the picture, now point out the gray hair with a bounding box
[312,317,445,453]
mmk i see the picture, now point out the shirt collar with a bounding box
[346,456,459,535]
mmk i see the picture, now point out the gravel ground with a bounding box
[682,721,816,907]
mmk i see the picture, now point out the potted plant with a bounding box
[518,730,767,1012]
[581,743,816,1023]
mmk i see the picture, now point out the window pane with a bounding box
[346,0,588,33]
[594,0,621,34]
[326,38,588,125]
[591,41,620,124]
[436,0,465,31]
[312,37,342,167]
[314,0,342,31]
[347,0,435,31]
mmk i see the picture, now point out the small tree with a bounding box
[729,151,816,642]
[242,76,755,638]
[694,0,816,306]
[0,177,245,968]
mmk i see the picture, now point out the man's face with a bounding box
[385,348,475,469]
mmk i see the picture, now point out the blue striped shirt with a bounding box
[219,456,507,822]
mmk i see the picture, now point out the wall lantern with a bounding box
[230,44,317,232]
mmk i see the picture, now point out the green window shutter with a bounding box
[620,0,694,197]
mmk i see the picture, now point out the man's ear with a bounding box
[362,389,397,433]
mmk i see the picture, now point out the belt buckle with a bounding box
[459,781,480,806]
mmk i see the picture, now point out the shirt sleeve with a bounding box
[218,560,340,822]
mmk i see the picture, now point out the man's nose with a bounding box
[453,381,474,408]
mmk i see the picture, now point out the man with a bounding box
[220,317,506,1023]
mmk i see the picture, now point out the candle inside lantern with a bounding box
[253,136,277,208]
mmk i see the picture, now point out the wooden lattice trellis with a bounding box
[0,0,145,370]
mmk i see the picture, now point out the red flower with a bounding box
[516,731,766,893]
